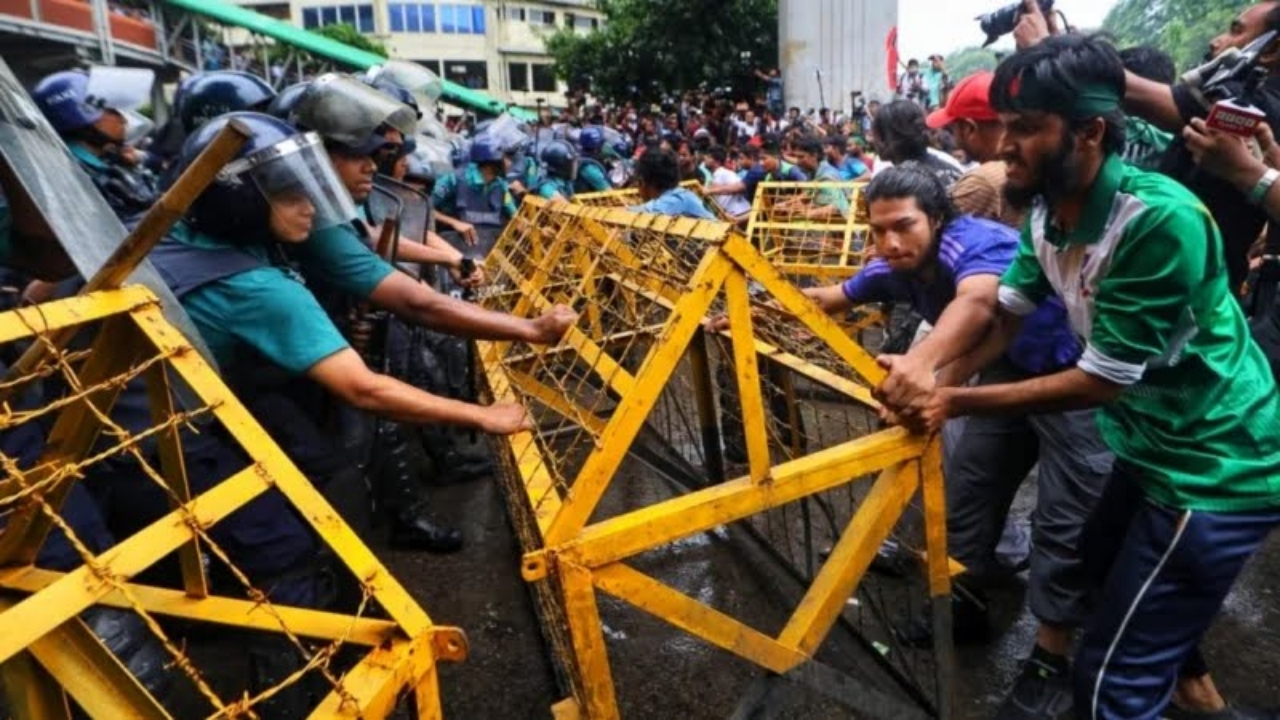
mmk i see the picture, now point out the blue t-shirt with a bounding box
[169,224,350,375]
[842,215,1079,374]
[835,157,868,181]
[629,187,717,220]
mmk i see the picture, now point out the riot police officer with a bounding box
[535,139,579,201]
[574,125,613,193]
[31,69,158,226]
[284,77,572,548]
[431,135,517,254]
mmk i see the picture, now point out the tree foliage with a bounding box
[944,46,999,80]
[1102,0,1251,72]
[543,0,778,104]
[312,23,388,57]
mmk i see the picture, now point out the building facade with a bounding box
[234,0,603,107]
[778,0,898,111]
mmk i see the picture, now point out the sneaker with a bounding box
[1163,705,1280,720]
[995,647,1073,720]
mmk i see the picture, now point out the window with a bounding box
[528,9,553,25]
[416,59,441,76]
[508,62,529,92]
[301,4,373,31]
[532,63,556,92]
[444,60,488,89]
[439,4,484,34]
[499,6,525,21]
[564,12,573,28]
[389,3,435,33]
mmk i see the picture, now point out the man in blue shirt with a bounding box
[824,135,869,181]
[628,149,717,220]
[790,136,851,220]
[803,167,1110,718]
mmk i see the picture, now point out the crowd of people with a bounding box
[3,0,1280,719]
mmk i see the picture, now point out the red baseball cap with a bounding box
[926,71,999,129]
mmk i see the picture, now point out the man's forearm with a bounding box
[947,367,1120,417]
[373,273,536,341]
[394,237,462,268]
[1125,72,1185,134]
[908,292,994,370]
[937,311,1022,386]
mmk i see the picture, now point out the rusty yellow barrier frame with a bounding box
[0,287,465,719]
[572,180,739,222]
[745,180,872,284]
[477,198,954,719]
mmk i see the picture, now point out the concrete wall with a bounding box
[778,0,898,113]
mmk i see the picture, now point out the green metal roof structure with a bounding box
[160,0,536,121]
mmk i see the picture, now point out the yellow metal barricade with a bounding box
[477,197,954,719]
[0,287,465,719]
[745,181,872,283]
[573,180,738,222]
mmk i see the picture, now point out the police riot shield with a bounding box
[372,174,430,245]
[0,56,214,364]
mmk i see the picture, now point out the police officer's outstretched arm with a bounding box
[369,270,576,342]
[309,347,532,434]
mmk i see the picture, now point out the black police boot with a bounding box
[373,421,464,553]
[390,500,464,553]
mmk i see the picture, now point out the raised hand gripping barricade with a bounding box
[476,197,955,719]
[0,287,466,719]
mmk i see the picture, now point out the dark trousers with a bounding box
[1073,464,1280,719]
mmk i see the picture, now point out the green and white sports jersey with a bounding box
[999,155,1280,512]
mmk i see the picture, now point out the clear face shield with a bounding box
[296,74,418,148]
[226,131,357,235]
[368,60,445,105]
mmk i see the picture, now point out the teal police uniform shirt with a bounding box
[168,222,350,374]
[535,176,575,201]
[629,187,717,220]
[294,220,397,299]
[431,165,518,219]
[577,160,612,193]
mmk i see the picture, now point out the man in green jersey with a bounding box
[890,35,1280,720]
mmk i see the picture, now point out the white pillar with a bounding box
[778,0,899,113]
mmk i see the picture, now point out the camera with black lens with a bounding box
[977,0,1053,47]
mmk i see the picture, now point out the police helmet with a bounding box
[178,71,276,134]
[31,71,103,134]
[294,73,416,156]
[470,135,504,165]
[540,140,578,180]
[267,82,309,124]
[578,126,605,155]
[176,112,356,242]
[365,76,423,120]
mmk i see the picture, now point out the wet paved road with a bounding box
[384,470,1280,719]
